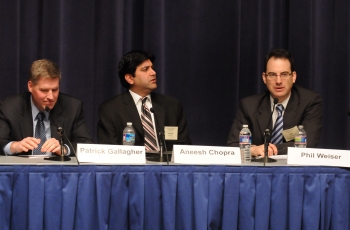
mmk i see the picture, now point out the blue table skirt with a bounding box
[0,165,349,230]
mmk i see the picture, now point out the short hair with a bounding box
[118,50,156,88]
[265,48,294,72]
[29,59,61,85]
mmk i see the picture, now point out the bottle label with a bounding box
[239,135,251,144]
[295,135,307,143]
[124,133,135,143]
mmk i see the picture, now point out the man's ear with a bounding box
[262,72,267,84]
[292,71,297,83]
[28,81,33,93]
[125,74,134,85]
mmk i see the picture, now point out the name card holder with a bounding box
[173,145,241,165]
[77,143,146,164]
[287,147,350,167]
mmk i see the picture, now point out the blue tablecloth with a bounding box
[0,165,349,230]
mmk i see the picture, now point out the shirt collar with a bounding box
[270,93,291,110]
[129,90,152,104]
[30,95,49,121]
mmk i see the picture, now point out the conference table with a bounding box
[0,155,349,230]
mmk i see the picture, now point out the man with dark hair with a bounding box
[98,50,191,151]
[0,59,93,155]
[227,48,322,156]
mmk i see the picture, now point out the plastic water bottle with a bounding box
[239,124,252,163]
[123,122,135,145]
[294,125,307,148]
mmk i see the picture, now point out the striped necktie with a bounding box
[33,112,47,155]
[271,104,284,144]
[141,97,158,152]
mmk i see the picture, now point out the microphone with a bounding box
[149,108,169,165]
[45,106,74,160]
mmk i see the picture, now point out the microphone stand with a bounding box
[264,129,276,165]
[158,129,169,165]
[150,108,169,165]
[159,132,164,162]
[59,128,65,156]
[48,127,71,161]
[253,129,277,164]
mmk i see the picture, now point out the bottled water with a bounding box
[239,124,252,163]
[123,122,135,145]
[294,125,307,148]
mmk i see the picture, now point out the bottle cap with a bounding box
[243,124,248,128]
[298,125,304,129]
[127,122,132,126]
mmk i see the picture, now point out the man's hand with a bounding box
[41,138,62,155]
[251,143,278,157]
[10,137,40,153]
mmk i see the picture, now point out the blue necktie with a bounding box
[33,112,46,155]
[271,104,284,144]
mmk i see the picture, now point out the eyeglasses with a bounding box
[264,72,292,79]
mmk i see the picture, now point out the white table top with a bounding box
[0,155,79,165]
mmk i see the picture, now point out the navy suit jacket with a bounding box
[227,85,322,154]
[97,91,191,150]
[0,92,93,155]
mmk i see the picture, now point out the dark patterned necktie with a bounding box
[33,112,46,155]
[271,104,284,144]
[141,97,158,151]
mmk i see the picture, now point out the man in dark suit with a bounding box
[227,49,322,156]
[98,50,191,151]
[0,59,93,156]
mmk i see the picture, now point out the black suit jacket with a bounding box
[0,92,93,155]
[97,91,191,150]
[227,85,322,154]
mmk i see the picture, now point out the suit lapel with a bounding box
[150,93,165,132]
[50,97,63,140]
[257,95,272,137]
[123,92,144,136]
[19,93,34,139]
[283,91,299,129]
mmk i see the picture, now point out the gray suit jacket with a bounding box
[227,85,322,154]
[0,92,93,155]
[98,91,191,150]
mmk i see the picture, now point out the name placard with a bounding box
[173,145,241,165]
[287,147,350,167]
[77,144,146,164]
